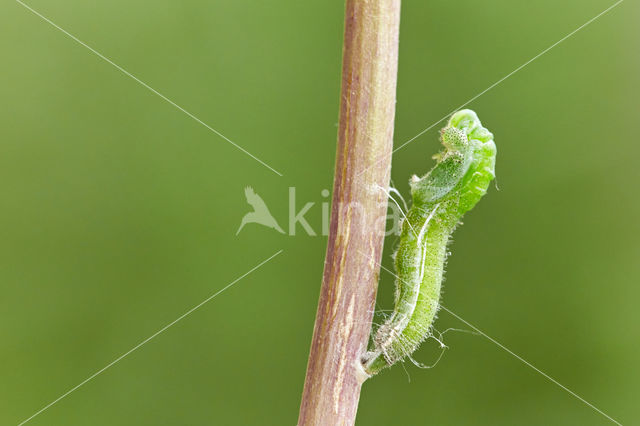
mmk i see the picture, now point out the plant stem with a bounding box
[297,1,400,424]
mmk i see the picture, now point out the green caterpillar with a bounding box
[362,109,496,375]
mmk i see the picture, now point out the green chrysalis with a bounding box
[362,109,497,375]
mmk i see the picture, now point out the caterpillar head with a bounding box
[441,127,468,152]
[410,109,496,207]
[448,109,494,143]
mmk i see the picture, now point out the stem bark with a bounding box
[298,1,401,424]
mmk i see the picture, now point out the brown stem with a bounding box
[297,1,401,424]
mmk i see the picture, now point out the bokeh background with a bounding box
[1,0,638,424]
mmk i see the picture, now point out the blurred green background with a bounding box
[1,0,638,425]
